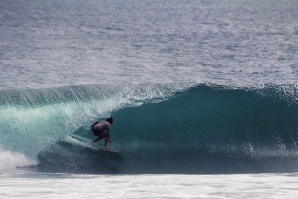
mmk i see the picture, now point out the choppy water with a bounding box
[1,0,298,198]
[1,0,298,89]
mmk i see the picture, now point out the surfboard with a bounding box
[67,133,121,153]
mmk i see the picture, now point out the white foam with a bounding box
[0,148,37,170]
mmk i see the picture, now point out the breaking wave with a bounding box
[1,83,298,174]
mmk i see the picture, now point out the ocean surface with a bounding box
[1,0,298,198]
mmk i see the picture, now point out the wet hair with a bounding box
[106,117,113,124]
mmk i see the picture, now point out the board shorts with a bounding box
[93,130,108,138]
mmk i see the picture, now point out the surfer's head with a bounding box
[106,117,113,124]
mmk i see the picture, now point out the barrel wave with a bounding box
[1,83,298,174]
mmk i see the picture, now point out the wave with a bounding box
[0,148,37,170]
[0,83,191,172]
[1,83,298,174]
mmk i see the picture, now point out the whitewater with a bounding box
[1,0,298,198]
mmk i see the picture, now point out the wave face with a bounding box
[1,83,298,174]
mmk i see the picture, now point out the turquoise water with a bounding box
[1,0,298,198]
[2,84,298,174]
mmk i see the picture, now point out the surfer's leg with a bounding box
[92,131,107,143]
[92,130,103,142]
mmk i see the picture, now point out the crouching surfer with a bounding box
[91,117,113,150]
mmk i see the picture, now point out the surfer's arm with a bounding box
[104,129,111,148]
[107,129,111,142]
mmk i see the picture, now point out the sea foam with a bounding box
[0,148,37,170]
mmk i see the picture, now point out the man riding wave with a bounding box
[91,117,113,150]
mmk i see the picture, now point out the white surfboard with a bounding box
[67,133,121,153]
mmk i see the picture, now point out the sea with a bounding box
[1,0,298,198]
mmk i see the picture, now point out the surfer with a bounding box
[91,117,113,150]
